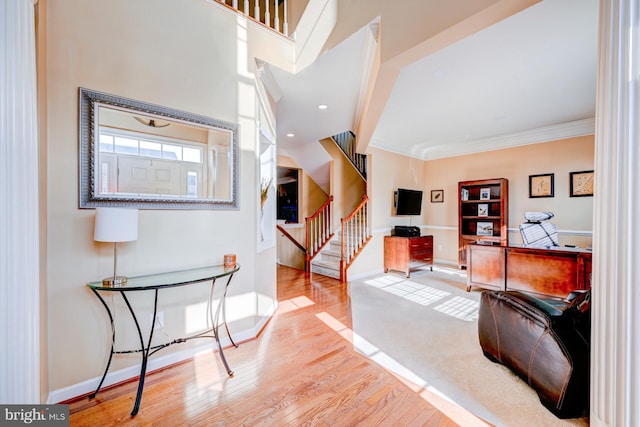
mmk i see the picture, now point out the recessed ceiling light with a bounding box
[286,133,295,137]
[317,104,328,110]
[432,69,448,79]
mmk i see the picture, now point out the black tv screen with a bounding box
[395,188,423,215]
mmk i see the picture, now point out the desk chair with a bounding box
[519,211,559,248]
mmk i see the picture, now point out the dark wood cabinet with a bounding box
[458,178,508,268]
[384,235,433,277]
[467,243,592,298]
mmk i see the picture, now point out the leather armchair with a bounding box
[478,289,590,418]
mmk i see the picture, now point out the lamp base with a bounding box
[102,276,128,287]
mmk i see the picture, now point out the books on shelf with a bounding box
[461,188,469,201]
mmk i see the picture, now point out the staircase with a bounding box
[332,131,367,180]
[310,235,343,279]
[310,195,371,282]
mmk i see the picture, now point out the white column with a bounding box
[592,1,640,426]
[0,0,41,404]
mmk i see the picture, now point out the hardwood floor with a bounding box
[68,266,459,426]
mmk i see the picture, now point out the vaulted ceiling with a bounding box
[271,0,598,164]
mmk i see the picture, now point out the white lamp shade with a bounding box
[94,207,139,242]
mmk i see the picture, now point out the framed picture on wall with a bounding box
[431,189,444,203]
[570,170,594,197]
[529,173,554,198]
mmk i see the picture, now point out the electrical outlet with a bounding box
[438,244,443,252]
[150,312,164,329]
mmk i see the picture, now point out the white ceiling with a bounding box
[270,0,599,163]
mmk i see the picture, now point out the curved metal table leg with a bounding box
[222,274,238,348]
[209,276,234,376]
[89,288,115,399]
[121,290,158,416]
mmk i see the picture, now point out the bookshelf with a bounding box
[458,178,508,268]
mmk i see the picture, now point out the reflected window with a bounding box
[98,127,204,198]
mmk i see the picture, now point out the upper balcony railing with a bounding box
[214,0,289,37]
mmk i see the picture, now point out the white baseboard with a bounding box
[47,313,273,404]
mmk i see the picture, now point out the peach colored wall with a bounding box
[348,135,594,277]
[423,135,594,264]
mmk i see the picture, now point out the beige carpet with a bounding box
[349,267,589,427]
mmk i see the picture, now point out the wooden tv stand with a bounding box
[466,242,592,298]
[384,235,433,277]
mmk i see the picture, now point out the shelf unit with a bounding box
[458,178,508,268]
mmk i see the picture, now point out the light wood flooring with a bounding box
[68,265,459,426]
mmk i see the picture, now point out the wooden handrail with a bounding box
[305,196,334,272]
[276,225,306,254]
[306,195,333,222]
[342,194,368,223]
[339,195,371,282]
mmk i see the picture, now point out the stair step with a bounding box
[320,249,341,263]
[310,260,341,279]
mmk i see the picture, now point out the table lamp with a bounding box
[94,207,138,286]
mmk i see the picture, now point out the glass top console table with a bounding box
[86,264,240,416]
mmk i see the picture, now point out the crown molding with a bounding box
[421,118,595,160]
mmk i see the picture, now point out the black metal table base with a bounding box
[89,274,237,416]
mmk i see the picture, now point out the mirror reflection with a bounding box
[79,88,239,209]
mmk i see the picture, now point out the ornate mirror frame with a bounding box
[79,87,239,209]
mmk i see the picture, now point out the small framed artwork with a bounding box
[431,189,444,203]
[478,203,489,217]
[477,221,494,236]
[570,170,594,197]
[479,188,491,200]
[529,173,554,198]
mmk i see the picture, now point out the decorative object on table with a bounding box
[430,189,444,203]
[478,203,489,217]
[479,188,491,200]
[569,170,594,197]
[477,221,494,236]
[94,207,138,286]
[224,254,237,268]
[529,173,554,198]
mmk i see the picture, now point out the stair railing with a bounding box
[276,225,306,254]
[340,195,372,282]
[332,131,367,180]
[305,196,334,272]
[213,0,289,36]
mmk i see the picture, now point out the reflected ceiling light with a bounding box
[134,116,170,128]
[286,133,295,137]
[317,104,328,110]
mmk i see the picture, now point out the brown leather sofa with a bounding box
[478,289,590,418]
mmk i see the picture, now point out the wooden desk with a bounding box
[467,243,591,298]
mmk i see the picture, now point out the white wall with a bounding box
[43,0,291,401]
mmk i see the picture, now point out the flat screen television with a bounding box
[394,188,423,216]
